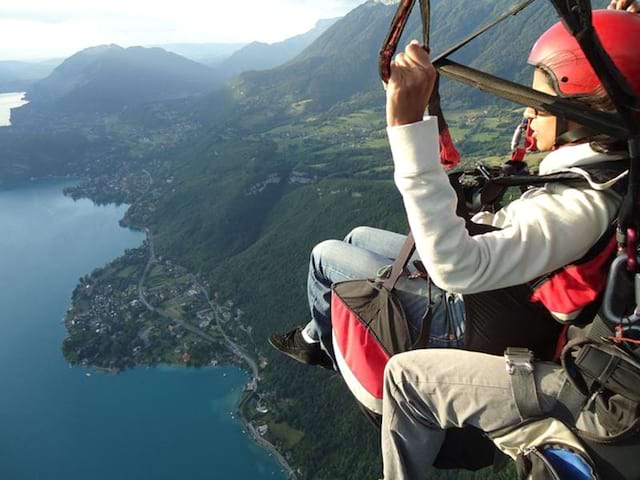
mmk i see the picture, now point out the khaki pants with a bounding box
[381,349,565,479]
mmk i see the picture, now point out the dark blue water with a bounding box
[0,180,285,480]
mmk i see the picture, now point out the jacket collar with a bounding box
[539,143,627,175]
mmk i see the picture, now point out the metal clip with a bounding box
[505,347,534,375]
[477,164,492,180]
[603,254,640,326]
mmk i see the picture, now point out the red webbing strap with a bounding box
[429,75,461,168]
[379,0,461,168]
[378,0,416,83]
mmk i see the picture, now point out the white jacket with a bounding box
[388,116,626,294]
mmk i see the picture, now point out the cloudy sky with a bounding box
[0,0,366,61]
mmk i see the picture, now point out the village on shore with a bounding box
[63,218,300,479]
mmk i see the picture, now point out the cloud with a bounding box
[0,0,367,60]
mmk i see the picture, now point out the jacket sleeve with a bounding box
[387,117,619,294]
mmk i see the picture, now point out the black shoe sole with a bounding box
[268,335,334,370]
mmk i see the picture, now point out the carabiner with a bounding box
[603,253,640,327]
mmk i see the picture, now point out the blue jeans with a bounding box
[302,226,465,355]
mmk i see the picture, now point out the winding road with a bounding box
[136,228,296,480]
[137,230,219,344]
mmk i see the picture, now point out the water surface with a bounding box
[0,92,28,126]
[0,180,285,480]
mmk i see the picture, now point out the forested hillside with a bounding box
[26,45,217,112]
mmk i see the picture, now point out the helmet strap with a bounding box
[555,115,594,147]
[554,115,569,146]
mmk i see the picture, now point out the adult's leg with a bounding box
[381,349,565,480]
[303,226,464,351]
[344,226,464,346]
[343,226,417,262]
[303,238,429,351]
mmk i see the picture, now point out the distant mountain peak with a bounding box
[370,0,400,5]
[315,17,341,28]
[27,44,217,113]
[79,44,124,55]
[211,17,340,79]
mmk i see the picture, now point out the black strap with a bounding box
[379,232,435,348]
[418,0,430,47]
[411,276,434,349]
[575,342,640,402]
[505,347,544,421]
[479,171,590,208]
[383,232,416,291]
[432,58,628,140]
[619,137,640,236]
[554,379,587,425]
[556,126,598,147]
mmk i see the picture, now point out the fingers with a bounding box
[391,51,435,94]
[405,40,433,71]
[388,59,406,86]
[609,0,639,11]
[393,53,411,68]
[390,41,435,85]
[386,43,436,126]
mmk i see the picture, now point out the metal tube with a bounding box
[433,59,628,139]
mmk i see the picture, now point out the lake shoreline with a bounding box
[0,91,29,127]
[0,175,83,192]
[1,179,286,479]
[59,184,296,479]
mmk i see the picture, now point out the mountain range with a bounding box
[12,0,614,120]
[219,0,569,119]
[26,45,218,113]
[15,18,340,116]
[155,42,247,64]
[212,18,339,81]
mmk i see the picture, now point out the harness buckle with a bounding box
[505,348,542,420]
[505,347,534,375]
[604,254,640,327]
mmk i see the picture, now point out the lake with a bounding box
[0,180,286,480]
[0,92,29,127]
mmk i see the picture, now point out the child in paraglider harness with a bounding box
[271,2,640,479]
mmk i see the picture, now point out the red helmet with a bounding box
[528,10,640,98]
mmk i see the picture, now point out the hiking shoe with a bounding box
[269,327,333,369]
